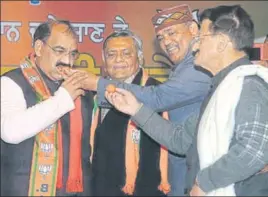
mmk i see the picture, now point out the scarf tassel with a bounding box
[66,179,84,193]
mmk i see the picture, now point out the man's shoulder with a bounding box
[242,75,268,96]
[235,75,268,126]
[174,63,212,81]
[237,75,268,115]
[1,68,27,88]
[2,68,22,79]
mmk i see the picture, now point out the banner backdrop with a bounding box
[1,1,268,81]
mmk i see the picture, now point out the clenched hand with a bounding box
[105,88,142,116]
[60,68,99,91]
[61,71,87,100]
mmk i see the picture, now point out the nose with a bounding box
[163,36,172,47]
[60,53,72,65]
[115,53,123,63]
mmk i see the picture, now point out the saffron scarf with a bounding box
[90,70,170,195]
[20,54,84,196]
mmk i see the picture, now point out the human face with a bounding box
[193,19,220,73]
[104,37,140,81]
[156,23,193,64]
[35,24,79,81]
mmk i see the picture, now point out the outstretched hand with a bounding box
[105,88,142,116]
[61,71,87,100]
[60,68,99,91]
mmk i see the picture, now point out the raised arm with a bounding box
[131,105,199,154]
[1,73,85,144]
[104,87,199,155]
[97,67,211,112]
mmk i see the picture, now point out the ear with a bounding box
[217,33,229,53]
[34,40,44,57]
[188,21,199,37]
[103,65,107,73]
[138,51,144,66]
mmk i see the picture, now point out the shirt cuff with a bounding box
[131,104,155,127]
[97,77,112,108]
[97,77,107,91]
[196,168,217,193]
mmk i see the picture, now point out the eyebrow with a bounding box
[163,27,175,34]
[106,49,117,53]
[52,45,66,50]
[106,48,132,52]
[156,28,176,38]
[71,49,79,53]
[53,45,78,52]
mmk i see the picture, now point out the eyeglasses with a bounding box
[43,41,80,60]
[196,32,225,41]
[194,33,217,41]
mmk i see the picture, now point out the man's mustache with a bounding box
[56,62,71,68]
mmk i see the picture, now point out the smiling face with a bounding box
[103,36,140,81]
[34,23,79,81]
[156,22,197,65]
[192,19,222,73]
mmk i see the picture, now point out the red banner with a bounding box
[1,1,267,81]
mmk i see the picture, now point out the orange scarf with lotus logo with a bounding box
[90,70,170,195]
[21,54,84,196]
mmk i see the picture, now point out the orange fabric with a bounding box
[122,121,140,195]
[66,98,84,192]
[158,112,171,194]
[90,70,170,195]
[22,53,83,195]
[122,70,170,195]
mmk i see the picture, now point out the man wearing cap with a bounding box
[105,4,268,196]
[79,5,212,196]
